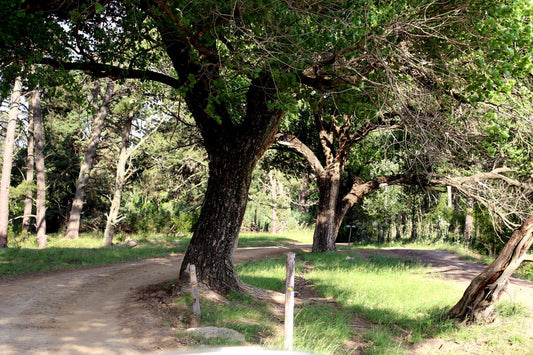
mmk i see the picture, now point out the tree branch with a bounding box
[275,132,325,177]
[39,58,182,89]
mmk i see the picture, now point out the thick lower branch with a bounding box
[39,58,182,88]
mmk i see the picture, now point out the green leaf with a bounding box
[95,3,105,14]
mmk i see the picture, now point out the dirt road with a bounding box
[0,246,305,355]
[1,246,532,354]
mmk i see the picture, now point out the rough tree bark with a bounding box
[33,87,47,248]
[0,76,22,248]
[177,71,284,294]
[447,214,533,323]
[312,169,343,251]
[102,114,132,247]
[66,79,114,239]
[22,92,35,235]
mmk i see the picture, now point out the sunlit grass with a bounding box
[0,232,189,277]
[0,230,313,277]
[178,252,530,353]
[299,251,532,353]
[347,240,533,281]
[237,230,313,247]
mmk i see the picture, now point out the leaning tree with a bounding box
[0,0,390,293]
[3,0,532,301]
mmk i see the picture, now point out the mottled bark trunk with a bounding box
[410,207,419,242]
[33,88,47,248]
[463,198,474,245]
[102,115,132,247]
[0,77,22,248]
[271,207,277,234]
[447,214,533,323]
[298,174,310,213]
[22,96,35,234]
[312,174,342,252]
[66,80,114,239]
[269,170,278,234]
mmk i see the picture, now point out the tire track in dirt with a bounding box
[0,246,306,355]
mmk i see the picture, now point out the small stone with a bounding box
[185,326,245,344]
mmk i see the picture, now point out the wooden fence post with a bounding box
[284,253,295,351]
[189,264,201,315]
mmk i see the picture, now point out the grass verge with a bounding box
[0,232,189,277]
[171,252,532,354]
[1,231,313,277]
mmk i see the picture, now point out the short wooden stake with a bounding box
[284,253,295,351]
[189,264,201,315]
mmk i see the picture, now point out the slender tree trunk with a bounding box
[0,77,22,248]
[298,174,309,213]
[66,79,114,239]
[312,173,342,252]
[463,197,474,245]
[102,114,132,247]
[269,170,278,234]
[33,88,47,248]
[447,214,533,323]
[22,95,35,235]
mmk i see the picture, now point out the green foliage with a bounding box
[243,166,314,233]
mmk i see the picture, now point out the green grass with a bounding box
[180,251,531,354]
[346,240,533,281]
[299,251,532,354]
[237,231,313,247]
[0,231,312,277]
[0,232,189,277]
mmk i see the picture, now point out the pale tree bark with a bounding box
[66,79,115,239]
[0,77,22,248]
[102,114,132,247]
[447,214,533,323]
[33,87,47,248]
[22,95,35,235]
[269,170,279,234]
[463,197,474,245]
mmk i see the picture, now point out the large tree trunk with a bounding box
[0,77,22,248]
[33,88,47,248]
[180,146,258,294]
[312,173,342,252]
[177,74,283,293]
[66,79,114,239]
[22,93,35,235]
[447,214,533,323]
[102,114,132,247]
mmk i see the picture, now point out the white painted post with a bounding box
[189,264,201,315]
[284,253,295,351]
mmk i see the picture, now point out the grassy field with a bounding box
[181,252,532,354]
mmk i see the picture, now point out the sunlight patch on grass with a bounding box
[237,231,313,247]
